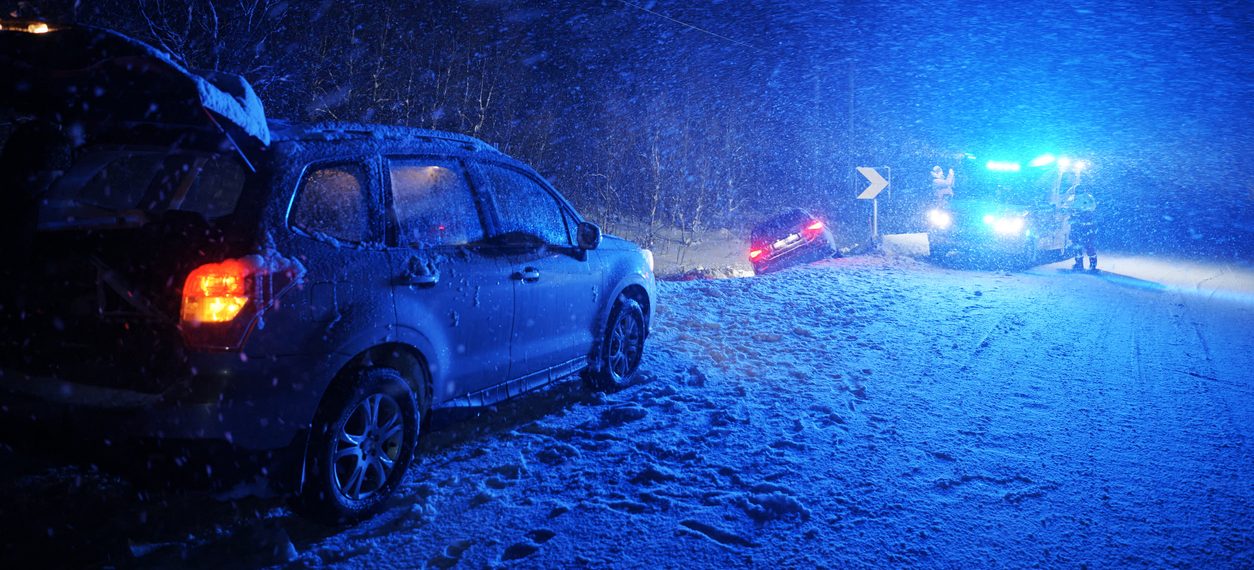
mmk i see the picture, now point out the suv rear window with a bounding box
[751,209,811,242]
[175,157,247,218]
[36,149,246,228]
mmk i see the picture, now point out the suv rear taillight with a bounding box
[801,220,825,239]
[749,246,769,261]
[179,254,304,350]
[182,260,251,323]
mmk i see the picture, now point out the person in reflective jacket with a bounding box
[1065,191,1098,271]
[931,165,955,204]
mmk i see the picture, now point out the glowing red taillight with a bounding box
[802,219,825,239]
[178,254,303,350]
[182,260,252,323]
[749,248,767,261]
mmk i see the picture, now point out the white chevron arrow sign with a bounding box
[856,167,889,200]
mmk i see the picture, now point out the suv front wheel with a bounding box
[296,367,420,524]
[585,296,646,391]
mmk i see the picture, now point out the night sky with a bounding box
[8,0,1254,252]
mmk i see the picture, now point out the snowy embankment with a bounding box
[3,253,1252,568]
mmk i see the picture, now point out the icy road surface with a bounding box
[3,254,1253,568]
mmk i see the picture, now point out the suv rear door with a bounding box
[471,161,600,382]
[384,157,514,403]
[282,158,395,355]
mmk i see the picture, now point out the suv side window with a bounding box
[388,158,484,247]
[479,163,571,246]
[290,162,374,243]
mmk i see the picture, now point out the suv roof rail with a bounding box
[267,120,500,153]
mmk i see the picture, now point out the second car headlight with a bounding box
[993,217,1025,235]
[927,209,952,229]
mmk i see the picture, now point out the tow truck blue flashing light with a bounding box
[1029,153,1056,167]
[985,160,1021,172]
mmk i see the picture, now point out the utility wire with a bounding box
[619,0,760,52]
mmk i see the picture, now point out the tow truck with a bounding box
[926,152,1088,266]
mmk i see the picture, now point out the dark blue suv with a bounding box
[0,24,655,522]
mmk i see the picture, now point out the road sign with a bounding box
[855,166,891,245]
[856,166,889,200]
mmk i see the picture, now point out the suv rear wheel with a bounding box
[296,367,419,524]
[585,296,645,390]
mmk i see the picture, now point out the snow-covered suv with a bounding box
[0,24,655,522]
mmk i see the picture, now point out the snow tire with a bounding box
[295,367,419,525]
[585,296,646,391]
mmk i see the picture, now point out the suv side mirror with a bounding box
[576,221,602,250]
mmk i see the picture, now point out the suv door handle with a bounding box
[398,272,439,287]
[399,257,440,287]
[513,267,541,283]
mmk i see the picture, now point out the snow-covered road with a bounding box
[4,254,1252,568]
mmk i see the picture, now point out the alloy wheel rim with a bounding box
[608,311,642,381]
[332,393,404,501]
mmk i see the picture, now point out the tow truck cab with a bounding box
[926,152,1088,265]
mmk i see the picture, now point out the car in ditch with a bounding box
[925,153,1086,266]
[748,208,838,274]
[0,23,655,523]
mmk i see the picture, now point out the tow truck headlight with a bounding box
[993,217,1025,236]
[927,209,952,229]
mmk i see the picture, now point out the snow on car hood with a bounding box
[598,234,641,251]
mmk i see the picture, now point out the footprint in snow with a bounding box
[682,365,708,387]
[469,488,496,507]
[490,462,526,480]
[596,403,649,427]
[535,443,581,466]
[631,463,679,486]
[501,542,539,562]
[548,504,571,518]
[427,539,474,569]
[527,529,556,544]
[806,405,847,428]
[608,500,650,514]
[708,409,747,427]
[679,520,758,548]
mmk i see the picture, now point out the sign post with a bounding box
[856,166,891,243]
